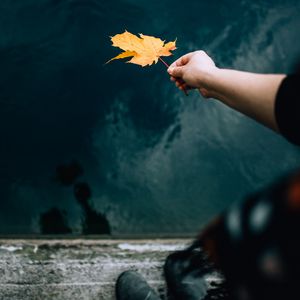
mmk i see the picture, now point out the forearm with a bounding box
[204,69,286,131]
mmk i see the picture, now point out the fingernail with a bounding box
[168,67,173,74]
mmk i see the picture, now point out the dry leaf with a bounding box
[107,31,177,67]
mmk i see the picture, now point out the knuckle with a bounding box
[196,50,206,55]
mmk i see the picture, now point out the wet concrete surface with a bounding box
[0,239,194,300]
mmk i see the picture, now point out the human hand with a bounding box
[167,50,217,98]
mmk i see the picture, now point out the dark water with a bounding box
[0,0,300,234]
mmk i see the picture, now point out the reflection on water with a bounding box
[40,160,111,235]
[74,182,110,235]
[40,207,72,234]
[0,0,300,234]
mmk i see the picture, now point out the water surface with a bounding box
[0,0,300,234]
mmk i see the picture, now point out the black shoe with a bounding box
[164,242,230,300]
[164,248,210,300]
[116,270,161,300]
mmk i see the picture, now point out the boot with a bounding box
[164,244,230,300]
[164,248,210,300]
[116,270,161,300]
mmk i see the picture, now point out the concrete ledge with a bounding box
[0,239,194,300]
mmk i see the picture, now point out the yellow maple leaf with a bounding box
[107,31,177,67]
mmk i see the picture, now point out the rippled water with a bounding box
[0,0,300,234]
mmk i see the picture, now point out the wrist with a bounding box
[198,66,221,99]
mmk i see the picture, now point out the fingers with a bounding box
[170,75,184,87]
[169,52,194,69]
[168,52,196,78]
[177,53,193,66]
[199,88,209,98]
[170,76,190,92]
[175,80,189,95]
[168,65,184,77]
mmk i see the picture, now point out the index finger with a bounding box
[168,52,194,69]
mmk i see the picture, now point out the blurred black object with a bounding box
[165,170,300,300]
[164,241,229,300]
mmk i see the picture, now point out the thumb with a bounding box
[168,66,184,78]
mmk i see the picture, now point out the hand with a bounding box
[167,50,217,98]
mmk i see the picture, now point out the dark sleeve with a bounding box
[275,74,300,145]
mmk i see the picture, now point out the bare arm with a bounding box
[167,51,286,131]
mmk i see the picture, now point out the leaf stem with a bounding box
[158,57,170,68]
